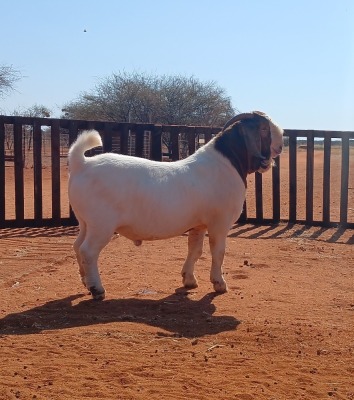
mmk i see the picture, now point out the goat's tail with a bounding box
[68,130,102,174]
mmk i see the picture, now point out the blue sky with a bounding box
[1,0,354,130]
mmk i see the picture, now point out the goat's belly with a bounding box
[116,219,201,241]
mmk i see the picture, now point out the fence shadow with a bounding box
[0,223,353,244]
[228,223,354,245]
[0,290,240,338]
[0,226,79,239]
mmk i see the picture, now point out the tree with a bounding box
[61,71,236,127]
[62,72,157,122]
[12,104,51,118]
[0,64,21,98]
[157,75,236,126]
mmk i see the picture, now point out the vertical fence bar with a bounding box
[289,134,297,222]
[322,134,331,225]
[238,201,247,223]
[33,121,43,223]
[51,120,61,224]
[272,156,281,222]
[194,127,203,150]
[187,127,196,156]
[68,120,78,224]
[134,124,145,157]
[68,120,78,146]
[0,121,5,225]
[120,124,130,155]
[340,133,350,225]
[150,125,162,161]
[102,123,113,153]
[306,132,314,224]
[170,127,180,161]
[255,172,263,221]
[14,122,24,224]
[204,128,212,144]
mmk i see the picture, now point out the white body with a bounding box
[68,130,246,299]
[69,135,245,241]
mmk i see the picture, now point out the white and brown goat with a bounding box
[68,111,283,299]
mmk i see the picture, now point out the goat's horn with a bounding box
[222,111,258,131]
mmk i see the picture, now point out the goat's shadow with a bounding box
[0,289,240,338]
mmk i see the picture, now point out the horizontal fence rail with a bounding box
[0,115,353,229]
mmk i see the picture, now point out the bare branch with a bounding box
[61,71,236,127]
[0,64,22,98]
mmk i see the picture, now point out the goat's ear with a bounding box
[239,119,264,159]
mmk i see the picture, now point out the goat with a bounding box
[68,111,283,300]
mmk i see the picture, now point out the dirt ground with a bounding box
[0,223,353,400]
[0,146,353,400]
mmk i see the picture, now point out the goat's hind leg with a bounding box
[73,219,87,288]
[79,223,115,300]
[181,228,206,289]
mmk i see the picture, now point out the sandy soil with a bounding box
[0,146,353,399]
[0,223,353,400]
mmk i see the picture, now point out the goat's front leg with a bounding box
[208,231,228,293]
[181,227,206,289]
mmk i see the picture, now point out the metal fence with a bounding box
[0,115,353,229]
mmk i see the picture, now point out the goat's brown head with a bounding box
[214,111,284,185]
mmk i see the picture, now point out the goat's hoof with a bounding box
[93,293,105,301]
[183,282,199,290]
[89,286,106,301]
[213,281,228,293]
[182,273,198,289]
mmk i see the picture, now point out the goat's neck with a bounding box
[213,130,248,186]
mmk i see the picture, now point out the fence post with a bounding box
[187,127,196,156]
[272,156,281,222]
[103,123,113,153]
[204,128,212,144]
[238,201,247,223]
[14,122,24,224]
[255,172,263,221]
[150,125,162,161]
[0,121,5,225]
[68,120,78,147]
[289,134,297,223]
[340,133,350,225]
[306,131,314,225]
[33,120,43,222]
[134,124,145,158]
[322,134,331,225]
[170,127,180,161]
[68,120,78,224]
[120,124,130,155]
[51,120,61,224]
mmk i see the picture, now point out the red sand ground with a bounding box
[0,148,353,400]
